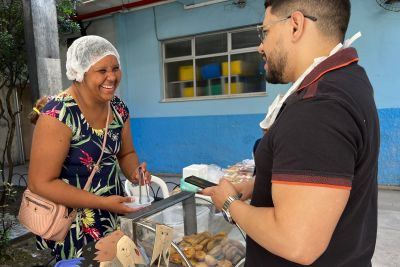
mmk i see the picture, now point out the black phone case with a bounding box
[184,175,217,189]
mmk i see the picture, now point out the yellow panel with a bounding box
[179,65,194,81]
[183,87,194,97]
[222,62,229,76]
[224,82,244,94]
[179,65,199,81]
[222,60,249,76]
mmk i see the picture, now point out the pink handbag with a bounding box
[18,104,110,241]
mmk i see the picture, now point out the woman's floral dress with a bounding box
[36,92,130,261]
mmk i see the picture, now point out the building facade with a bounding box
[59,0,400,185]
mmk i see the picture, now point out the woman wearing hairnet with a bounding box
[27,35,150,261]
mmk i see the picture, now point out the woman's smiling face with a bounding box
[82,55,121,102]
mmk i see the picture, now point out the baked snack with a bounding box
[170,231,244,266]
[194,250,206,261]
[183,246,196,259]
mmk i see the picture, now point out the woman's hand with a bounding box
[100,195,143,214]
[131,162,152,185]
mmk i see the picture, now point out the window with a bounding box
[162,26,266,101]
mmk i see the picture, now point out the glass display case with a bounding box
[81,191,246,266]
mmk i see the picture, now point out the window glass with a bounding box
[162,27,266,100]
[196,56,228,96]
[195,33,227,56]
[229,52,265,94]
[232,28,260,50]
[165,60,195,98]
[165,40,191,58]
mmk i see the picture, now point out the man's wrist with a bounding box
[222,195,240,211]
[221,193,242,224]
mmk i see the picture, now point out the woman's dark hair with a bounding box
[28,96,49,125]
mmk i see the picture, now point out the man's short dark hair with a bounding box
[264,0,351,42]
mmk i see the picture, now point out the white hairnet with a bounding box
[66,35,121,82]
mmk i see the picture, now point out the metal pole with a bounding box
[182,194,197,235]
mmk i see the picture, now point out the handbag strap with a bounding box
[83,102,111,191]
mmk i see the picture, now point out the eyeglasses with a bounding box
[257,14,317,42]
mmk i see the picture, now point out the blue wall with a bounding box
[114,0,400,185]
[379,109,400,186]
[133,114,264,172]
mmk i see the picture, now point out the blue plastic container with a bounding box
[200,63,221,80]
[54,257,84,267]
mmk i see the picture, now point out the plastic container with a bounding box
[123,195,154,208]
[224,82,244,94]
[182,87,194,97]
[211,84,223,95]
[179,65,199,81]
[183,164,208,179]
[54,257,84,267]
[124,182,154,208]
[200,63,221,79]
[222,60,250,76]
[148,203,212,241]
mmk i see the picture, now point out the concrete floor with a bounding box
[3,164,400,266]
[372,189,400,267]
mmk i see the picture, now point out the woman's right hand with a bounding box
[131,162,152,185]
[100,195,143,214]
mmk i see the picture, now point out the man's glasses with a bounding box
[257,14,317,42]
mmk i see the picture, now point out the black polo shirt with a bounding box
[246,48,379,267]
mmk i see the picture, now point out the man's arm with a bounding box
[206,179,349,265]
[235,183,348,265]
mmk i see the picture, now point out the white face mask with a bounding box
[259,32,362,130]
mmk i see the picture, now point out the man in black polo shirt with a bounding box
[203,0,379,266]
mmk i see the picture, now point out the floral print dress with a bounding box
[36,92,129,261]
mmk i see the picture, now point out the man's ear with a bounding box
[290,11,306,42]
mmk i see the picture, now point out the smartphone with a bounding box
[184,175,217,189]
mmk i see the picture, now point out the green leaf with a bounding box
[95,185,116,196]
[71,135,90,147]
[56,0,82,34]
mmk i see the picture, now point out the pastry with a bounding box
[195,250,206,261]
[217,259,233,267]
[206,236,225,251]
[208,244,223,258]
[205,255,218,266]
[183,246,196,259]
[169,252,182,264]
